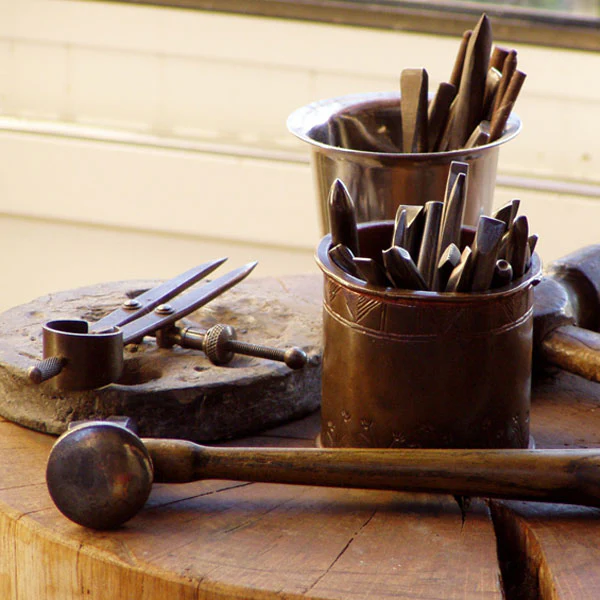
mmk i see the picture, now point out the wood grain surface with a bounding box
[489,371,600,600]
[0,412,503,599]
[0,277,599,599]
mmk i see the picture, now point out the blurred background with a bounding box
[0,0,598,311]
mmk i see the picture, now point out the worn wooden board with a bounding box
[491,370,600,599]
[0,274,323,441]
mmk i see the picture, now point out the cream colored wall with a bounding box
[0,0,599,312]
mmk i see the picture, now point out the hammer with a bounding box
[534,245,600,382]
[46,420,600,530]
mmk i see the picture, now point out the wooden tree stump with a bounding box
[1,277,600,597]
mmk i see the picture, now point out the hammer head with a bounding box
[533,245,600,381]
[46,421,153,530]
[534,245,600,347]
[548,244,600,332]
[533,277,576,351]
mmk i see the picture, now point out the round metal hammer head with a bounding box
[533,277,576,349]
[46,421,153,529]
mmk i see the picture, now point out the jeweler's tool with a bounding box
[29,259,306,390]
[47,420,600,530]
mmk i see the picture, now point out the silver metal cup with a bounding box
[288,91,521,233]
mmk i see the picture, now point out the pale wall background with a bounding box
[0,0,599,312]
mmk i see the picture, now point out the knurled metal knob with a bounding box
[157,323,308,369]
[28,356,66,384]
[202,323,237,366]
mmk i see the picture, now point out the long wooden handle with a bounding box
[540,324,600,383]
[144,441,600,510]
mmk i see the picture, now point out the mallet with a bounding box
[534,245,600,382]
[47,421,600,530]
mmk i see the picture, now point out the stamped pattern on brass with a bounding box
[327,280,342,304]
[324,407,530,449]
[509,412,530,448]
[324,420,339,447]
[325,278,533,339]
[353,297,382,324]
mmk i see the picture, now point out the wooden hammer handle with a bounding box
[144,440,600,510]
[540,324,600,383]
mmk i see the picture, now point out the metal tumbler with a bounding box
[288,91,521,234]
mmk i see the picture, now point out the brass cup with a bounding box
[315,221,542,449]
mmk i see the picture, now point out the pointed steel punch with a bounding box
[28,258,307,391]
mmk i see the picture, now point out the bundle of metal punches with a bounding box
[327,13,525,153]
[327,162,537,293]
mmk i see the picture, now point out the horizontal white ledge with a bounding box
[1,116,598,199]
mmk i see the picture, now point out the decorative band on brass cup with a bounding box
[315,221,542,450]
[287,91,521,234]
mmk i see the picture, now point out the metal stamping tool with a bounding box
[400,68,429,153]
[447,14,492,150]
[391,206,408,249]
[464,123,491,148]
[328,243,362,279]
[328,178,360,257]
[403,205,426,262]
[493,198,520,228]
[505,215,530,278]
[427,82,456,152]
[449,29,472,90]
[502,70,527,114]
[445,246,474,293]
[489,45,509,73]
[489,101,515,143]
[491,50,518,116]
[28,259,307,391]
[469,216,507,292]
[47,419,600,530]
[436,243,462,292]
[353,257,393,287]
[482,67,502,118]
[491,259,514,289]
[417,200,444,289]
[437,166,468,264]
[382,246,428,291]
[529,234,539,257]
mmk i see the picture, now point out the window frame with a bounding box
[100,0,600,52]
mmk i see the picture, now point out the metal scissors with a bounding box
[29,258,307,391]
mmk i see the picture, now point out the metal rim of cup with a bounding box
[315,225,542,303]
[287,91,522,159]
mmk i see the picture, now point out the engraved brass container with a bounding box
[288,91,521,233]
[315,222,542,449]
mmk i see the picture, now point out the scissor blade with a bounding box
[120,261,258,344]
[92,258,228,332]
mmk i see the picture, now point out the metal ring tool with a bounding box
[28,258,307,391]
